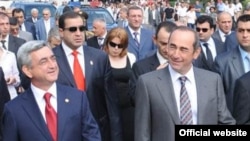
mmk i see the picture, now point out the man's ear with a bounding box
[22,65,32,79]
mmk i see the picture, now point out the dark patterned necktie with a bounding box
[203,43,213,67]
[133,32,140,48]
[1,40,6,49]
[179,76,193,125]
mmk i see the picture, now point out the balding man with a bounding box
[212,12,233,46]
[26,8,39,24]
[86,18,107,49]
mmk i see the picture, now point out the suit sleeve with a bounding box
[81,92,102,141]
[216,74,236,125]
[1,105,18,141]
[134,76,151,141]
[233,78,250,124]
[0,68,10,120]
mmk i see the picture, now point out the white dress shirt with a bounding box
[0,49,20,99]
[200,37,217,61]
[31,82,57,123]
[169,65,198,124]
[61,41,85,75]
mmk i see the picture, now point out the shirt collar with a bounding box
[168,64,195,84]
[31,82,57,101]
[61,41,84,56]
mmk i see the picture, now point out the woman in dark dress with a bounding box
[103,27,136,141]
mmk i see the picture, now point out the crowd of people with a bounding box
[0,0,250,141]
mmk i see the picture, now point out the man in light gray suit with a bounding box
[35,8,55,41]
[117,6,128,28]
[135,26,235,141]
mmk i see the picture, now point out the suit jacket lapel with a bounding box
[231,48,245,75]
[193,68,208,124]
[83,46,94,88]
[57,84,72,141]
[140,28,147,49]
[21,88,52,140]
[55,45,76,86]
[156,67,180,124]
[149,53,160,70]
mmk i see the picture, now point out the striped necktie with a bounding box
[179,76,193,125]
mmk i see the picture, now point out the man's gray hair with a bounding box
[17,40,48,69]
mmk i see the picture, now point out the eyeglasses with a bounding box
[63,25,85,32]
[43,13,49,16]
[109,41,123,48]
[196,28,209,32]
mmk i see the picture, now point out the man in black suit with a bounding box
[54,12,122,141]
[86,18,107,49]
[132,21,177,80]
[233,71,250,124]
[193,15,227,71]
[0,12,26,55]
[0,67,10,119]
[25,8,39,24]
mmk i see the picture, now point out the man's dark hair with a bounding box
[9,17,18,26]
[236,14,250,28]
[12,8,25,17]
[58,11,81,29]
[155,21,177,38]
[195,15,214,29]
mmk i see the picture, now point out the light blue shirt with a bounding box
[239,46,250,73]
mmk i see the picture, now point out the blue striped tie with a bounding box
[179,76,193,125]
[133,32,140,48]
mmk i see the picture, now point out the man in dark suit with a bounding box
[132,21,177,80]
[125,5,156,61]
[193,15,226,71]
[12,8,36,40]
[213,14,250,113]
[86,18,107,49]
[54,12,122,141]
[0,12,26,55]
[233,71,250,124]
[25,8,39,24]
[212,12,233,47]
[0,67,10,120]
[135,26,235,141]
[1,41,101,141]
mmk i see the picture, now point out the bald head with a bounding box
[217,12,233,34]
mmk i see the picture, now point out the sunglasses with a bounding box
[196,28,209,32]
[109,41,123,48]
[63,25,85,32]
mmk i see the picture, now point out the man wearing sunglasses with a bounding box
[35,8,55,41]
[193,15,226,71]
[53,11,122,141]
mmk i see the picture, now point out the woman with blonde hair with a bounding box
[103,27,136,141]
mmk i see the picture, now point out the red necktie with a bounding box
[44,93,57,141]
[72,50,85,91]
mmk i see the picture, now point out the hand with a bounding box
[156,62,168,70]
[6,76,16,85]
